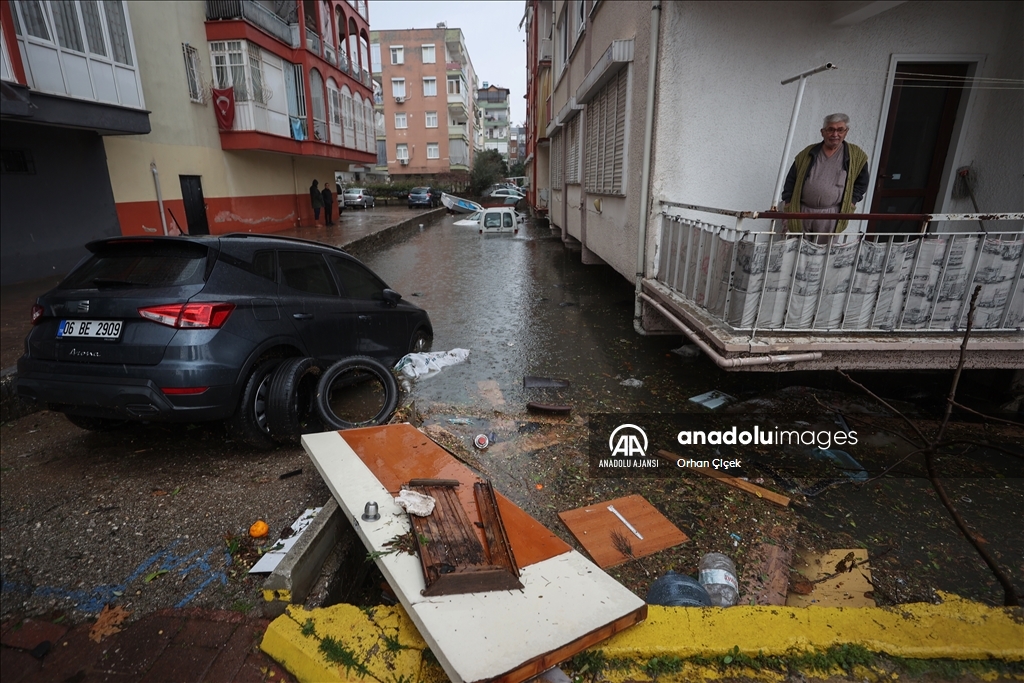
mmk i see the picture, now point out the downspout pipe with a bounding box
[150,162,169,236]
[633,0,662,336]
[639,292,822,368]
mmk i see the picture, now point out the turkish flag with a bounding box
[212,88,235,130]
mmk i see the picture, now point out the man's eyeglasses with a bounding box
[824,127,849,134]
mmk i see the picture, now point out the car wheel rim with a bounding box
[254,374,271,433]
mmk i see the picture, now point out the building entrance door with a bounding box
[869,63,968,234]
[179,175,210,235]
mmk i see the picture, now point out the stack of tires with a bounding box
[229,355,399,449]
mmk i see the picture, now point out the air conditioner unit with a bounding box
[399,159,409,165]
[394,96,405,103]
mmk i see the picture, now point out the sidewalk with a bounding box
[1,609,295,683]
[0,206,445,420]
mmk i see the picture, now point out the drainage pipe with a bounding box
[150,162,169,236]
[633,0,662,337]
[639,292,822,368]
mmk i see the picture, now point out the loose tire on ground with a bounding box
[225,357,282,450]
[266,356,322,444]
[314,356,399,430]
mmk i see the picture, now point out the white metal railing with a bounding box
[656,202,1024,333]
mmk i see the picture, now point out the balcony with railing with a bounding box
[640,202,1024,371]
[305,27,321,55]
[205,0,298,47]
[448,123,468,140]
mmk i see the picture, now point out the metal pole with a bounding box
[151,162,169,236]
[772,63,836,211]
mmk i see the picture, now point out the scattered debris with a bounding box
[670,344,702,358]
[646,571,712,607]
[447,417,473,425]
[394,348,470,379]
[688,389,735,409]
[394,489,436,517]
[249,519,269,538]
[523,376,570,389]
[89,605,131,643]
[558,495,688,569]
[278,468,303,480]
[658,449,791,507]
[786,548,875,608]
[474,434,490,449]
[248,508,322,574]
[810,448,869,481]
[620,378,643,387]
[526,402,572,415]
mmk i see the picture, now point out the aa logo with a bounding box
[609,424,648,458]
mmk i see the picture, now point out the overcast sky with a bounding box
[370,0,528,126]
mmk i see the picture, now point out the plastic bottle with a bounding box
[699,552,739,607]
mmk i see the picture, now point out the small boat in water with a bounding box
[441,192,483,214]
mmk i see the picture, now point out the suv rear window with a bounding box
[411,187,428,193]
[61,241,209,289]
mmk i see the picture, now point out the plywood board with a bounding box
[785,548,875,608]
[302,427,647,683]
[558,495,689,569]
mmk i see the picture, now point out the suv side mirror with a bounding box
[382,289,402,307]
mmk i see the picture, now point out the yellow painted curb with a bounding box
[600,592,1024,661]
[260,603,448,683]
[260,593,1024,683]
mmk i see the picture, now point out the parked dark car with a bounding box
[408,186,439,208]
[343,187,375,209]
[17,235,432,447]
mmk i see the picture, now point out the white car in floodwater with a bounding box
[478,207,520,234]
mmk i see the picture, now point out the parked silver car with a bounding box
[343,187,375,209]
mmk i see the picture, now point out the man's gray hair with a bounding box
[823,113,850,128]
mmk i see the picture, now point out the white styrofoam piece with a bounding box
[248,507,322,574]
[301,430,646,683]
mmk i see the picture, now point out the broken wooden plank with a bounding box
[656,449,791,507]
[408,482,523,597]
[558,495,688,569]
[474,482,520,577]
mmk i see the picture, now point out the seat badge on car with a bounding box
[68,300,90,313]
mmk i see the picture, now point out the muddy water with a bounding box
[360,216,726,411]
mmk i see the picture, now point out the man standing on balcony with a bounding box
[781,113,869,238]
[310,179,324,225]
[322,182,335,226]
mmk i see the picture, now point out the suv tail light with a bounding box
[139,303,235,329]
[31,304,44,325]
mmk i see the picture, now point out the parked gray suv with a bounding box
[17,235,432,447]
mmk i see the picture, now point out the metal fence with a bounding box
[656,203,1024,333]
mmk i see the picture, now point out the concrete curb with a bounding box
[342,207,447,259]
[260,593,1024,682]
[262,499,343,618]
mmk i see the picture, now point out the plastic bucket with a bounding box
[646,571,713,607]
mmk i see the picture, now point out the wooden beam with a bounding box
[656,449,791,507]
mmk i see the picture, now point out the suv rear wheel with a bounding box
[226,357,282,450]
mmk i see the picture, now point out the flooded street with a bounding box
[359,214,1024,608]
[360,215,723,412]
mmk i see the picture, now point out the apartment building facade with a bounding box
[478,82,510,160]
[371,25,478,181]
[1,0,378,284]
[106,0,376,238]
[1,0,150,283]
[523,0,552,216]
[534,0,1022,371]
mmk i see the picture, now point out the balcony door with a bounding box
[868,62,968,233]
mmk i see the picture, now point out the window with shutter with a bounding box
[550,129,563,187]
[566,115,580,184]
[584,69,626,195]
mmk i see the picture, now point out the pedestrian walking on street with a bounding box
[310,179,323,225]
[322,182,334,226]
